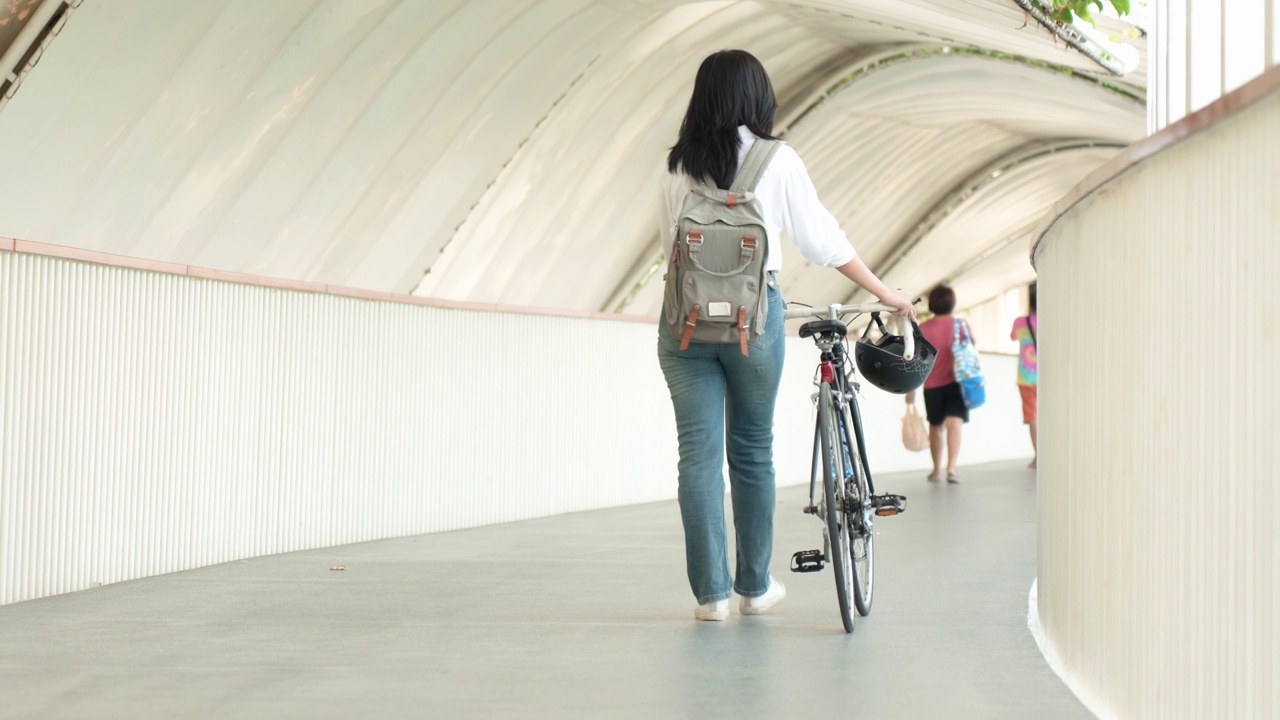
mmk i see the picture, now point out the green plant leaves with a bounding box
[1075,1,1096,26]
[1041,0,1130,25]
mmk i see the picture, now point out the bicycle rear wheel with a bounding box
[817,383,855,633]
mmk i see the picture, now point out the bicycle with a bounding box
[783,302,911,633]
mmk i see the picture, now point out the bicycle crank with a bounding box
[870,493,908,516]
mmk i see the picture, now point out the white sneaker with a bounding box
[739,579,786,615]
[694,599,729,621]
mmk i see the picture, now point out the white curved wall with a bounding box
[1033,70,1280,718]
[0,240,1030,605]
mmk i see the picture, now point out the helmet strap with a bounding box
[861,312,892,341]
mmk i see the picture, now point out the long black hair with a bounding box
[667,50,778,190]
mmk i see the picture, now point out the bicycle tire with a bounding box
[818,383,855,633]
[843,401,875,616]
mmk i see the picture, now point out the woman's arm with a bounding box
[775,148,916,320]
[835,256,916,321]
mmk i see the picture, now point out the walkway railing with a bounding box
[1148,0,1279,131]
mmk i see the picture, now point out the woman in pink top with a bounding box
[905,286,969,483]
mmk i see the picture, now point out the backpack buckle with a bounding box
[741,235,757,250]
[686,231,703,245]
[726,193,738,209]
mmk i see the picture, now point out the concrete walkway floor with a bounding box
[0,460,1088,719]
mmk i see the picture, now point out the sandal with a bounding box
[946,472,960,484]
[927,473,941,482]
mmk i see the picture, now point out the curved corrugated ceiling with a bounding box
[0,0,1146,313]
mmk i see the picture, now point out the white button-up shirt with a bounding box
[658,126,857,273]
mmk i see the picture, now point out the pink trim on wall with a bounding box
[1032,64,1280,265]
[14,239,190,275]
[1,237,660,325]
[185,265,329,294]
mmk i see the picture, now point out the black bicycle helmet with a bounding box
[854,314,938,395]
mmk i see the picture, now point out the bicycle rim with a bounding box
[818,383,855,633]
[849,491,874,616]
[845,407,875,616]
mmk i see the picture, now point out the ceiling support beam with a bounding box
[841,139,1126,305]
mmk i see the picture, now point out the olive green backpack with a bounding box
[663,139,781,356]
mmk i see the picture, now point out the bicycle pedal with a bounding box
[871,494,907,516]
[790,549,825,573]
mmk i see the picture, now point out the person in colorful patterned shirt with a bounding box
[1009,285,1038,468]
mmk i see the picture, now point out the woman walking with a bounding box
[657,49,913,621]
[906,285,970,484]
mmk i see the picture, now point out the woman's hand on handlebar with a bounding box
[834,258,917,321]
[876,288,917,322]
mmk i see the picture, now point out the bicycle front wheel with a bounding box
[844,405,875,616]
[817,383,855,633]
[844,397,875,617]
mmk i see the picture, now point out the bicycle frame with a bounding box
[804,333,875,509]
[785,301,909,632]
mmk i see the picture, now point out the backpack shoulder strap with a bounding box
[731,139,782,194]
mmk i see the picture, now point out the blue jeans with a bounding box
[657,288,785,604]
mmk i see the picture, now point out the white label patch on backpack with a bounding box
[707,302,732,317]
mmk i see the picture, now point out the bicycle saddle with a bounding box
[798,319,847,339]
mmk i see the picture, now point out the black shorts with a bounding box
[923,382,969,426]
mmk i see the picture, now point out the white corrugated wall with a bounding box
[0,245,1031,605]
[1034,80,1280,717]
[0,251,680,603]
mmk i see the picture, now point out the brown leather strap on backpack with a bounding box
[679,305,701,351]
[737,306,749,356]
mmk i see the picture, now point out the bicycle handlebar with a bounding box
[781,302,900,321]
[782,302,915,361]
